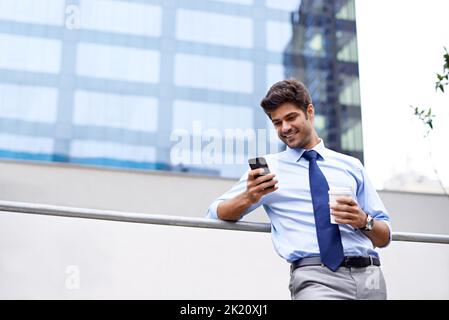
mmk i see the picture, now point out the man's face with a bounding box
[270,102,315,149]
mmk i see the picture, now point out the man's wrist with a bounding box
[359,212,374,231]
[240,191,255,207]
[355,212,367,229]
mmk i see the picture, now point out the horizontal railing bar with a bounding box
[0,200,448,244]
[391,232,449,244]
[0,200,270,233]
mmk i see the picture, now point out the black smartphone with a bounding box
[248,156,271,178]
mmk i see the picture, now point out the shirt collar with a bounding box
[285,139,327,162]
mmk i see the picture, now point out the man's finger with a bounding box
[335,196,356,205]
[248,169,260,179]
[330,203,354,213]
[257,178,278,191]
[261,185,278,195]
[256,173,276,184]
[331,211,354,220]
[333,217,352,225]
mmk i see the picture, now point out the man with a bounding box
[206,79,392,300]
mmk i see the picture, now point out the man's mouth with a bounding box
[283,132,297,139]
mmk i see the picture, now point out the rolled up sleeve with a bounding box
[205,169,264,220]
[206,200,221,220]
[355,161,393,246]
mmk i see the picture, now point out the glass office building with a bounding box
[283,0,362,161]
[0,0,362,178]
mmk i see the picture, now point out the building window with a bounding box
[265,0,302,11]
[339,75,360,106]
[0,134,54,154]
[266,21,292,53]
[337,31,358,63]
[341,120,363,152]
[172,100,253,133]
[79,0,162,37]
[0,34,62,73]
[174,54,253,93]
[213,0,254,5]
[0,84,58,123]
[73,91,158,132]
[70,140,156,163]
[266,64,285,90]
[0,0,65,26]
[336,0,356,21]
[76,43,160,83]
[176,9,253,48]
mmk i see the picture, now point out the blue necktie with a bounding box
[302,150,344,271]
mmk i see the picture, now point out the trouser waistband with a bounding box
[291,256,380,271]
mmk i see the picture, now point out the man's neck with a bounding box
[304,135,321,150]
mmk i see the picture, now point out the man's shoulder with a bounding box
[324,148,363,169]
[261,150,289,161]
[265,150,286,158]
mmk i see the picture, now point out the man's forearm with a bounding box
[217,192,252,221]
[363,220,391,248]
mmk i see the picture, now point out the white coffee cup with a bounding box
[328,187,353,224]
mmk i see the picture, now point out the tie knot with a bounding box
[302,150,319,161]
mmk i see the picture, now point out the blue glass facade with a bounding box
[0,0,361,178]
[284,0,363,161]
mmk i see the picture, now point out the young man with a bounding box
[206,79,392,300]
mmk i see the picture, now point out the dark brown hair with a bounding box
[260,79,312,116]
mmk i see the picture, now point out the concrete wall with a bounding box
[0,159,448,299]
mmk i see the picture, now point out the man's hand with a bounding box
[330,196,391,248]
[244,169,278,205]
[330,196,367,229]
[217,169,278,221]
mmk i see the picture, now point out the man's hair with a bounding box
[260,79,312,116]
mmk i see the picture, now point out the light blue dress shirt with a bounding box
[206,140,392,263]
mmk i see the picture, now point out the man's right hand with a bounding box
[216,169,278,221]
[244,169,278,205]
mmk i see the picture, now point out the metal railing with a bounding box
[1,200,449,244]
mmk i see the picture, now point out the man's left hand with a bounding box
[330,196,367,229]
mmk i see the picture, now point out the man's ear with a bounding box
[306,104,314,120]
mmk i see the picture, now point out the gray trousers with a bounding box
[289,265,387,300]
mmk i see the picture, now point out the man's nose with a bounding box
[281,121,291,132]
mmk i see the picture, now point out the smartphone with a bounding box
[248,156,271,178]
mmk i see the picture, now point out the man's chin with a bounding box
[284,139,301,149]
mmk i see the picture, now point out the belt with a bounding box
[291,256,380,271]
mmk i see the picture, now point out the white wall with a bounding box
[0,159,448,299]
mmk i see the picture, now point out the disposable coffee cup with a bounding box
[328,187,353,224]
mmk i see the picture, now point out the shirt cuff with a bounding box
[206,200,221,220]
[375,218,393,248]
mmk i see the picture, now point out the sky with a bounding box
[355,0,449,192]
